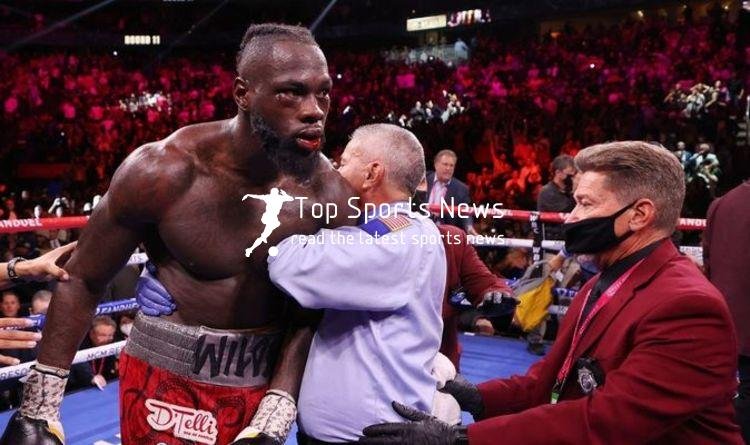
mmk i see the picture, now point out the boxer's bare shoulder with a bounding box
[107,120,233,224]
[108,142,191,221]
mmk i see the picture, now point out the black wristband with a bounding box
[7,257,27,283]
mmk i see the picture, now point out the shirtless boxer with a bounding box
[0,24,353,445]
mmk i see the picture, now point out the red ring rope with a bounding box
[0,207,706,235]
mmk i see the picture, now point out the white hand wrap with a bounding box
[432,352,457,390]
[432,391,462,426]
[19,363,68,440]
[233,389,297,443]
[431,353,461,425]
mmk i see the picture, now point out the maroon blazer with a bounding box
[468,239,741,444]
[704,181,750,356]
[438,225,510,369]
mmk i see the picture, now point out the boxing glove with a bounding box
[0,411,65,445]
[0,364,69,445]
[231,431,280,445]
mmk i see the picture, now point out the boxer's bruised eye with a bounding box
[277,84,305,95]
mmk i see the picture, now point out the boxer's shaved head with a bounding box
[236,23,319,78]
[232,22,331,171]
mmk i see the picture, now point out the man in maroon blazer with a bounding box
[438,224,511,370]
[361,141,742,444]
[704,180,750,443]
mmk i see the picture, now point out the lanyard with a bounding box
[91,358,105,376]
[550,259,644,404]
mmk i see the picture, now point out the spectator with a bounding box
[3,199,16,221]
[1,11,746,215]
[30,290,52,316]
[689,142,721,193]
[1,291,20,318]
[454,38,469,61]
[427,150,475,234]
[68,316,118,391]
[409,101,426,124]
[560,131,582,156]
[118,313,135,339]
[705,80,727,110]
[537,155,576,240]
[673,141,691,168]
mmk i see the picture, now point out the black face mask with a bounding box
[562,202,636,254]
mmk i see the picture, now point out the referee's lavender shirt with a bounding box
[268,201,446,442]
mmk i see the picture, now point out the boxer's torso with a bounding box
[134,120,353,329]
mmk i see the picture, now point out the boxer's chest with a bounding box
[157,173,327,279]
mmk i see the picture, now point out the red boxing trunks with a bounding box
[119,314,283,444]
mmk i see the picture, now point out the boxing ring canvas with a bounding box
[0,334,538,444]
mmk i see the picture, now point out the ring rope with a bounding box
[0,340,126,381]
[0,208,707,235]
[25,299,139,329]
[424,205,706,231]
[0,209,704,380]
[0,216,88,234]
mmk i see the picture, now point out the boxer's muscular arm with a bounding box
[234,310,318,444]
[231,167,354,443]
[37,144,191,369]
[268,316,317,398]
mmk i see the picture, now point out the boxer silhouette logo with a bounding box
[145,399,218,444]
[243,188,295,258]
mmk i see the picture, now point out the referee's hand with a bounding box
[15,242,77,283]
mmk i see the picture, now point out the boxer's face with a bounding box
[237,40,332,154]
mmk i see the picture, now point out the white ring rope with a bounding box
[0,236,701,381]
[0,341,126,381]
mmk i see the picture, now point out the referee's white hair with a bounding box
[352,124,426,196]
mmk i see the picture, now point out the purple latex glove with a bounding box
[135,262,176,316]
